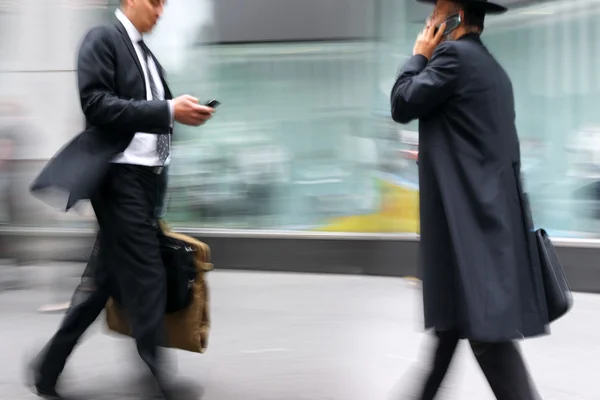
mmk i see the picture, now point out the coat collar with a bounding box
[457,32,483,43]
[115,8,142,43]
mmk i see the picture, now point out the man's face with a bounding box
[129,0,166,33]
[428,0,462,40]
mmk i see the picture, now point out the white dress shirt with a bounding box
[112,9,173,166]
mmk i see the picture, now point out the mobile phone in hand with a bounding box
[204,99,221,108]
[433,14,461,36]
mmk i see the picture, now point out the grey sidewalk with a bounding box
[0,266,597,399]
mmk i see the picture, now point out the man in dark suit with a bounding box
[28,1,214,398]
[390,0,549,399]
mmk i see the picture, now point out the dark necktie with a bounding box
[138,40,169,164]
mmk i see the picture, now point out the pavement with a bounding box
[0,264,597,400]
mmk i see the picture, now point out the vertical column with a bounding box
[374,0,412,114]
[0,0,109,227]
[577,10,590,96]
[2,0,107,159]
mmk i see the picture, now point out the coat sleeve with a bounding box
[77,26,171,134]
[390,42,459,124]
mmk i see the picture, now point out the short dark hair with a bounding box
[448,1,486,32]
[462,5,486,32]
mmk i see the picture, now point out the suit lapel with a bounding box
[147,53,173,132]
[114,20,145,91]
[147,51,173,100]
[114,20,172,100]
[113,19,173,101]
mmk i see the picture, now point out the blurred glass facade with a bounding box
[2,0,600,238]
[163,42,385,231]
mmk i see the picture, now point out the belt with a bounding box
[116,164,165,174]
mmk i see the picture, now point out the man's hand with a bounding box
[173,95,215,127]
[412,22,446,60]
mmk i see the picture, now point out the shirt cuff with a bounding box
[167,100,174,128]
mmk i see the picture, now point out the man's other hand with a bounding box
[173,95,215,126]
[413,22,445,60]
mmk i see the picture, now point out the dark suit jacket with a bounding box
[31,19,173,211]
[390,33,549,342]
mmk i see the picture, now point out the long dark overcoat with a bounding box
[390,33,549,342]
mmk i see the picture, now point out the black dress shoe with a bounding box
[35,386,64,400]
[25,356,64,399]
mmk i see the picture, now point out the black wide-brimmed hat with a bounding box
[418,0,508,14]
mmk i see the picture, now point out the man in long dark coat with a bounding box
[390,0,550,398]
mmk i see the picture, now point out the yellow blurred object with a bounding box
[318,178,420,233]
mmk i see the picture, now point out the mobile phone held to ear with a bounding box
[204,99,221,108]
[434,14,462,37]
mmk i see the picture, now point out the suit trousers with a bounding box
[35,232,107,389]
[418,330,540,400]
[36,164,168,390]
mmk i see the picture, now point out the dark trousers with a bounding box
[36,164,168,390]
[418,330,540,400]
[35,234,106,389]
